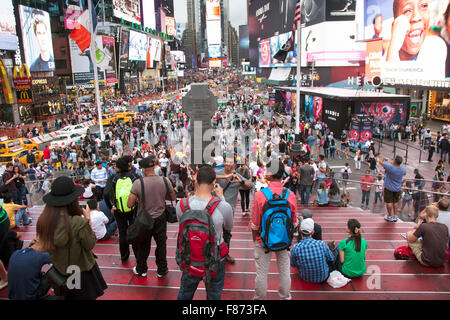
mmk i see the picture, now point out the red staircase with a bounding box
[2,203,449,300]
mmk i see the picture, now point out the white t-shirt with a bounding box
[316,161,327,179]
[83,185,93,198]
[89,210,109,240]
[159,157,170,168]
[249,161,259,177]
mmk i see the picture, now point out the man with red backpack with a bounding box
[176,165,233,300]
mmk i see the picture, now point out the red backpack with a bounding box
[176,197,229,279]
[394,245,416,260]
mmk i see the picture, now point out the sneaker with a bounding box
[225,254,235,264]
[392,216,398,222]
[156,270,168,278]
[360,204,364,209]
[132,266,147,278]
[384,215,392,222]
[400,233,407,239]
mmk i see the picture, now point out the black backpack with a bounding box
[342,169,349,180]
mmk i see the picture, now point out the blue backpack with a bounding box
[260,187,294,252]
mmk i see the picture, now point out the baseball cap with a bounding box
[302,209,313,219]
[300,218,314,235]
[96,159,103,165]
[139,155,156,168]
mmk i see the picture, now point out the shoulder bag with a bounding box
[163,177,177,223]
[126,177,154,245]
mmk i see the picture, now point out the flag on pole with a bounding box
[273,0,301,62]
[69,0,98,52]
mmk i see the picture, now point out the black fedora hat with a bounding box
[43,176,84,207]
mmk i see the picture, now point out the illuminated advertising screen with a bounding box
[65,8,83,30]
[355,101,408,126]
[209,59,221,68]
[258,31,297,68]
[119,28,130,69]
[142,0,156,30]
[150,37,162,62]
[98,36,117,84]
[208,45,221,58]
[313,96,323,121]
[0,0,18,51]
[206,0,221,20]
[165,17,177,37]
[239,25,249,60]
[207,20,221,46]
[112,0,141,25]
[364,0,449,83]
[69,37,105,84]
[18,5,55,72]
[170,51,186,64]
[129,30,148,61]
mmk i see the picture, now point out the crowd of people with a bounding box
[0,77,449,300]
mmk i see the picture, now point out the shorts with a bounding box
[384,188,401,203]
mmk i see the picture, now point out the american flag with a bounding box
[273,0,301,62]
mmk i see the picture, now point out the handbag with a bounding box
[46,216,71,296]
[163,177,177,223]
[126,177,154,245]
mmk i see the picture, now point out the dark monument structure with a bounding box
[182,83,218,165]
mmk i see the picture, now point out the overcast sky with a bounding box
[174,0,248,32]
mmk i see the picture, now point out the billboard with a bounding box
[0,0,18,51]
[355,101,408,126]
[365,39,383,82]
[304,95,314,123]
[129,30,148,61]
[170,51,186,64]
[69,37,105,84]
[301,0,326,26]
[165,17,177,37]
[18,5,55,72]
[206,0,221,20]
[119,28,130,69]
[142,0,156,30]
[326,0,356,21]
[239,25,249,60]
[258,31,297,68]
[99,36,117,84]
[150,37,162,62]
[113,0,142,25]
[209,59,221,68]
[65,8,83,30]
[207,20,221,46]
[363,0,448,82]
[208,45,221,58]
[258,39,271,68]
[322,99,349,136]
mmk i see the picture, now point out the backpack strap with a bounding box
[204,196,221,215]
[261,187,273,201]
[280,187,290,200]
[180,197,190,214]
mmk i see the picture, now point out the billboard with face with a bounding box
[113,0,142,25]
[355,100,408,126]
[119,28,130,69]
[0,0,18,51]
[18,5,55,72]
[99,36,117,84]
[129,30,148,61]
[364,0,449,82]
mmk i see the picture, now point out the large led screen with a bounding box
[355,101,408,126]
[166,17,177,37]
[69,37,105,84]
[18,5,55,72]
[142,0,156,30]
[258,31,297,68]
[0,0,18,51]
[207,20,221,46]
[206,0,221,20]
[364,0,449,82]
[129,30,148,61]
[170,50,186,64]
[113,0,141,25]
[208,45,221,58]
[119,27,130,69]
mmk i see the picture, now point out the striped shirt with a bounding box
[290,237,334,283]
[91,167,108,188]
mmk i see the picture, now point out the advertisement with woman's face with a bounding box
[364,0,448,81]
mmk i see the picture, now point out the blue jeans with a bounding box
[100,221,117,241]
[330,146,336,159]
[374,192,382,204]
[299,184,312,205]
[15,208,31,227]
[361,190,370,206]
[177,259,226,300]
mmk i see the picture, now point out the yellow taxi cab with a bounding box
[101,114,117,126]
[116,111,135,124]
[0,147,43,167]
[0,136,39,154]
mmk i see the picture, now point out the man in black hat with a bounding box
[104,155,140,264]
[127,156,175,278]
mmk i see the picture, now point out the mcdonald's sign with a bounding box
[13,65,31,90]
[16,88,32,104]
[0,60,14,104]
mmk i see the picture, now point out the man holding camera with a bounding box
[379,156,406,222]
[216,156,252,263]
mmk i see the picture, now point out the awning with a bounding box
[262,67,292,86]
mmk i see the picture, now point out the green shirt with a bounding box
[339,237,367,278]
